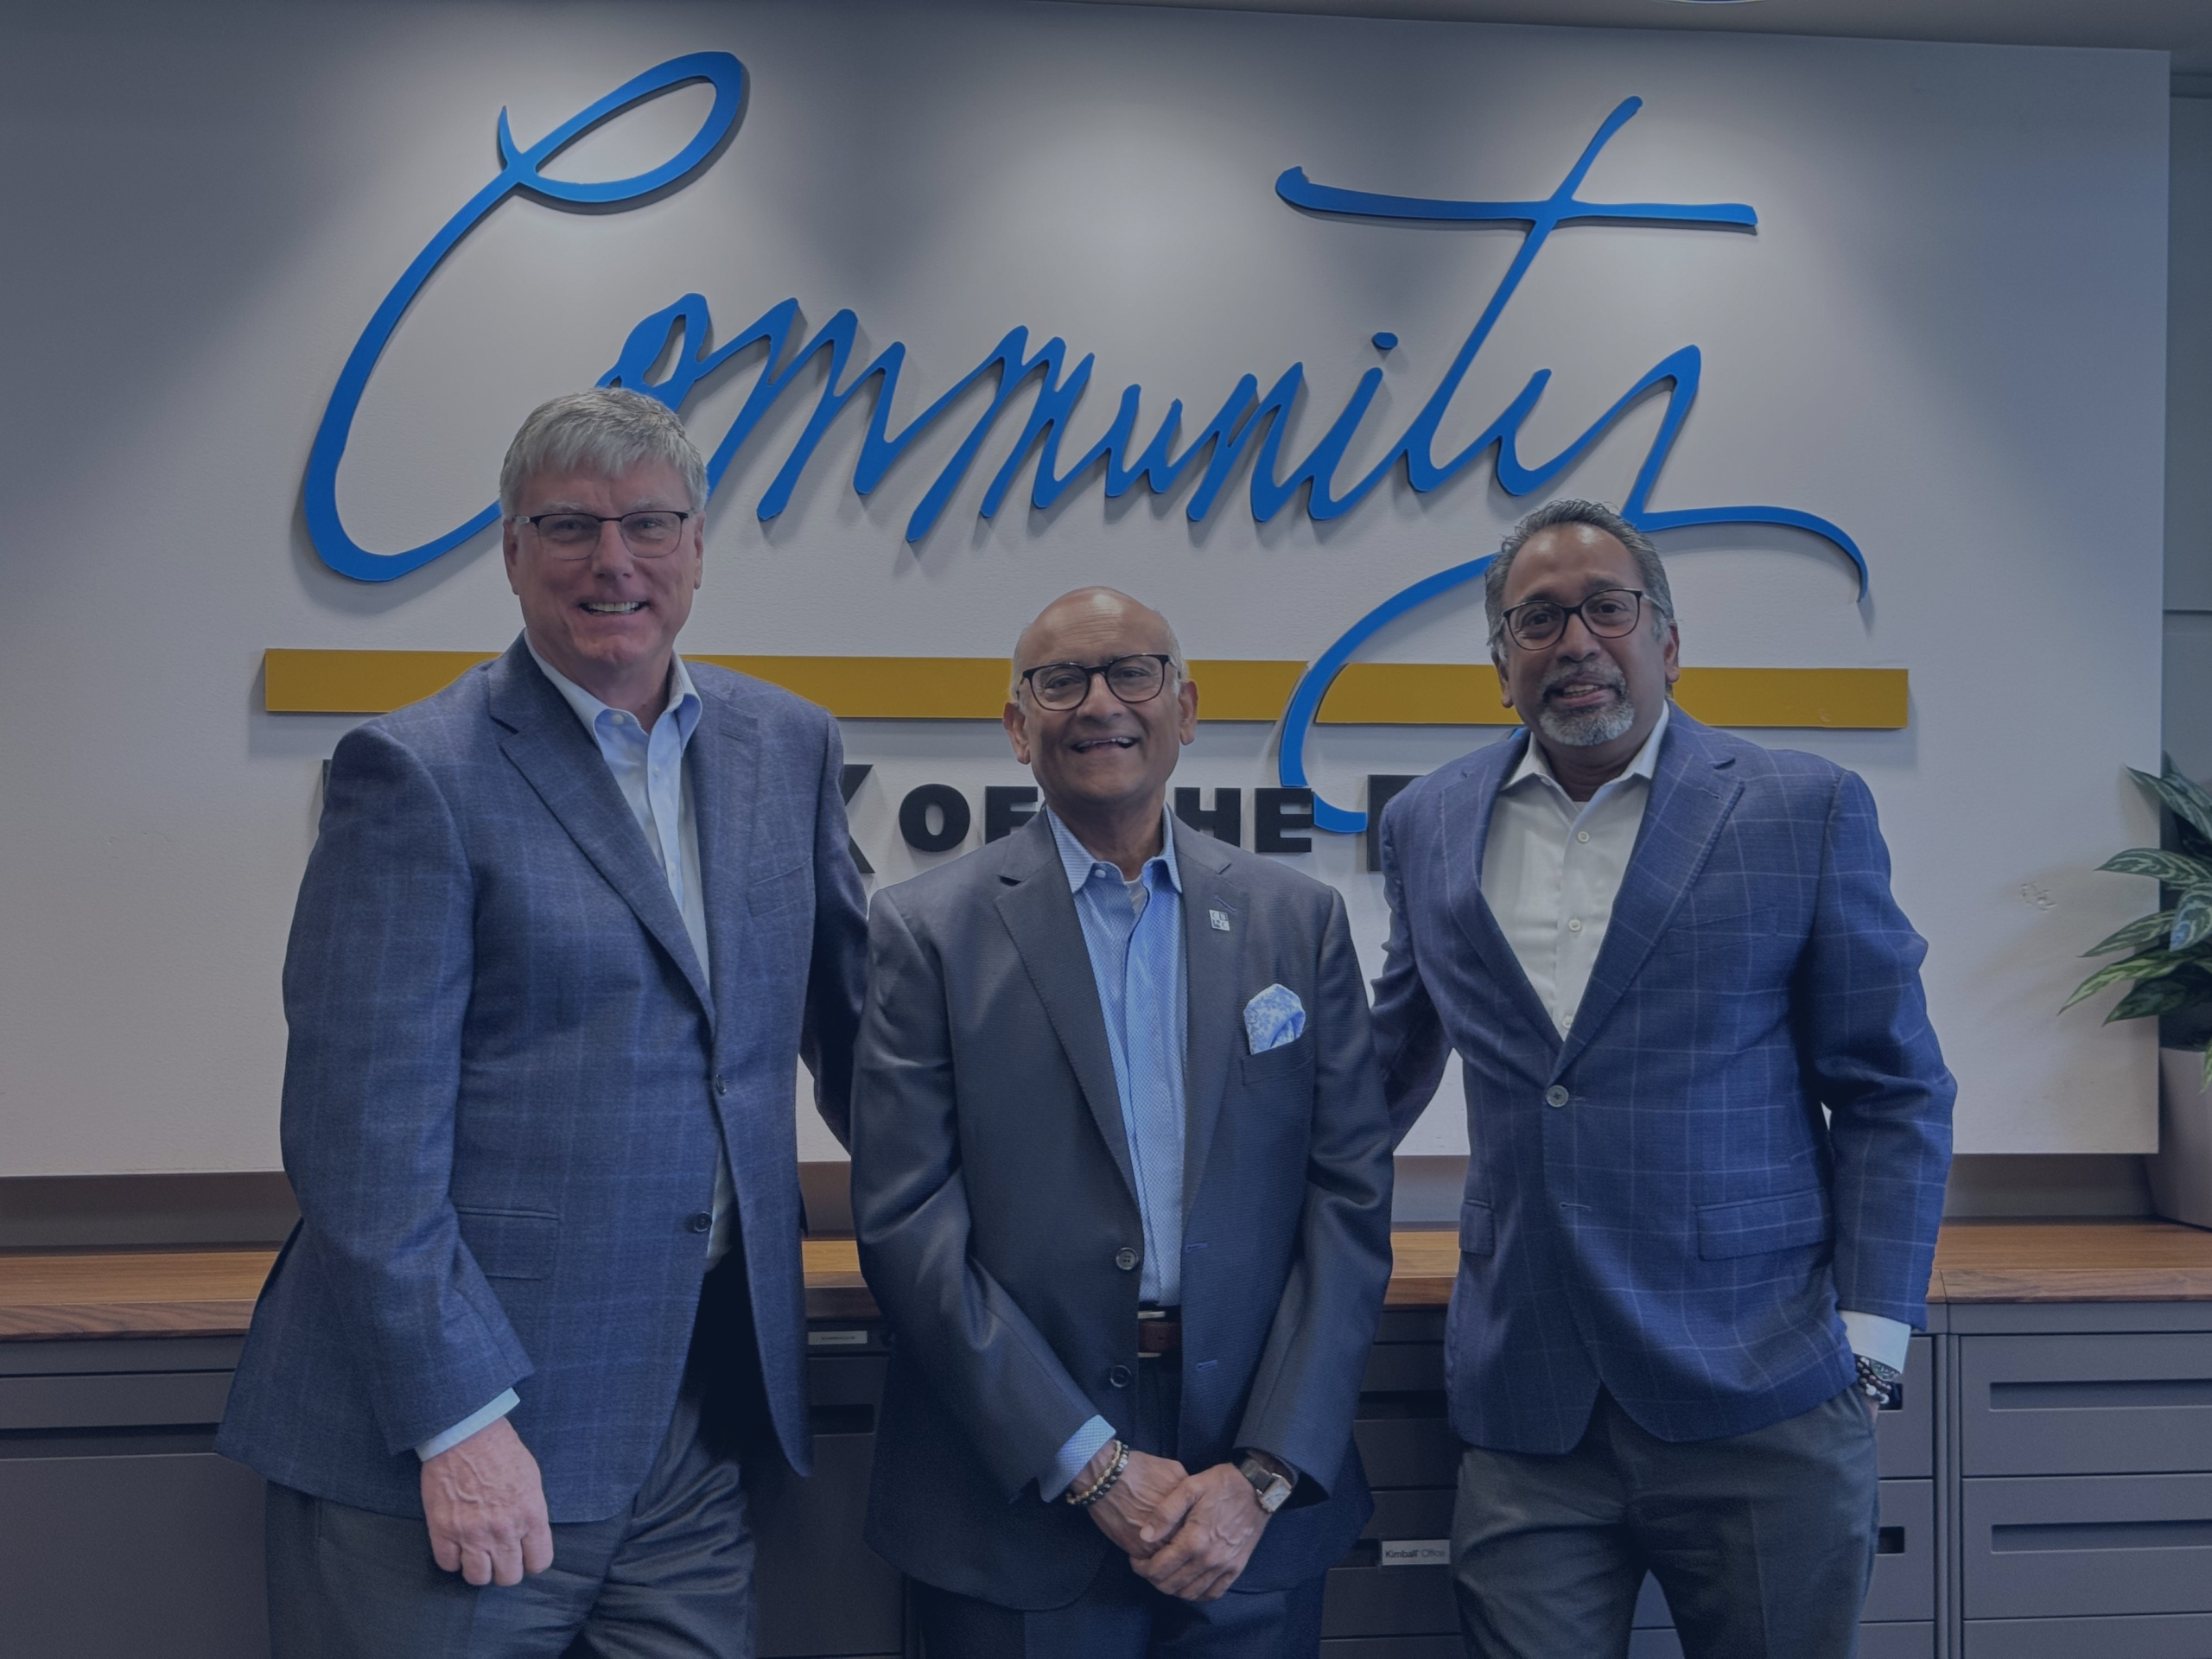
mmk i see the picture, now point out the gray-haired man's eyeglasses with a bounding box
[515,510,694,559]
[1019,654,1175,711]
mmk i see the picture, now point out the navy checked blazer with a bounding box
[217,638,868,1522]
[1371,711,1953,1453]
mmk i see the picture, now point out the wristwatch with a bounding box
[1236,1452,1294,1515]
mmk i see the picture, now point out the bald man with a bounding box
[849,590,1395,1657]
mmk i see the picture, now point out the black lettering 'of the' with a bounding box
[1363,775,1420,871]
[1255,787,1314,855]
[898,784,971,853]
[984,785,1039,842]
[1173,787,1242,846]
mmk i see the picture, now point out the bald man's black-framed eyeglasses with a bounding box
[515,510,694,558]
[1020,654,1175,711]
[1500,588,1650,650]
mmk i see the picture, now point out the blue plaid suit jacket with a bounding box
[1371,711,1953,1452]
[217,638,868,1521]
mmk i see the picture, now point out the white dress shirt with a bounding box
[417,643,728,1459]
[1479,702,1910,1376]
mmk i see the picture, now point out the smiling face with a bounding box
[1004,589,1198,829]
[1494,522,1679,777]
[502,461,702,714]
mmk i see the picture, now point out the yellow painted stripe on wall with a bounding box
[263,649,1907,729]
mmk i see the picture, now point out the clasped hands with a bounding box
[1077,1443,1268,1603]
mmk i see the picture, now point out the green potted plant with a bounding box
[2066,760,2212,1227]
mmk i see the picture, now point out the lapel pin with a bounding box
[1209,909,1231,931]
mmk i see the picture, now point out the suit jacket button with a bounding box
[687,1211,713,1234]
[1109,1364,1133,1388]
[1544,1085,1570,1109]
[713,1077,728,1096]
[1115,1248,1139,1272]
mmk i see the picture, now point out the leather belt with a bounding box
[1137,1308,1182,1356]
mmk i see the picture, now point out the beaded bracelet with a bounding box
[1855,1353,1903,1405]
[1065,1439,1131,1508]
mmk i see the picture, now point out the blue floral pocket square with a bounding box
[1243,983,1306,1054]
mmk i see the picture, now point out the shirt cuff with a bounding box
[1044,1415,1116,1500]
[1840,1310,1912,1375]
[416,1389,520,1461]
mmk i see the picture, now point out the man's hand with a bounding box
[1080,1445,1189,1559]
[1131,1462,1269,1602]
[421,1415,554,1586]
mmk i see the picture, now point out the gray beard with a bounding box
[1536,693,1637,748]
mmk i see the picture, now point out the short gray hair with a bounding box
[1485,499,1674,654]
[499,387,707,516]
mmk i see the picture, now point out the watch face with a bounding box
[1260,1478,1290,1513]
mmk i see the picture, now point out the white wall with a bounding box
[0,0,2169,1170]
[2168,96,2212,782]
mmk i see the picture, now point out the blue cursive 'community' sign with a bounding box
[303,50,1864,833]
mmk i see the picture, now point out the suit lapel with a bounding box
[994,815,1139,1205]
[1555,713,1742,1074]
[687,688,761,1031]
[487,639,714,1023]
[1441,734,1562,1050]
[1175,820,1241,1217]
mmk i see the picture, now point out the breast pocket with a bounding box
[1237,1033,1316,1087]
[455,1208,559,1281]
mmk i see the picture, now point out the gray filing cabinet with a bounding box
[0,1335,268,1659]
[1953,1304,2212,1658]
[21,1284,2212,1656]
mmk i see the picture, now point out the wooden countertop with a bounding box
[9,1221,2212,1341]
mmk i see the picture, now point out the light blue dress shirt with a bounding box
[416,642,721,1460]
[1039,807,1189,1496]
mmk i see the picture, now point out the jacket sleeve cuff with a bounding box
[1840,1310,1912,1374]
[416,1389,519,1461]
[1043,1415,1116,1500]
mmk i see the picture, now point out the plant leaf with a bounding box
[2063,950,2183,1011]
[2100,849,2212,887]
[2109,976,2204,1022]
[2177,890,2212,953]
[2133,760,2212,849]
[2085,910,2177,957]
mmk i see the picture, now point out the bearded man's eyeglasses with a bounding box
[1500,588,1654,651]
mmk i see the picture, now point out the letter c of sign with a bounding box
[302,53,747,582]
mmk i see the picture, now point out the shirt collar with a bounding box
[525,636,702,744]
[1504,698,1671,798]
[1044,804,1184,896]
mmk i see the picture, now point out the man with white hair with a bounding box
[219,387,868,1656]
[1370,499,1954,1658]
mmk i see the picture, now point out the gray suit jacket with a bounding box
[851,812,1395,1607]
[217,638,868,1522]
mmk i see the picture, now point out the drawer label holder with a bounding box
[1379,1538,1451,1568]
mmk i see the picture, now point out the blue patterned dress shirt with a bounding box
[1039,806,1189,1496]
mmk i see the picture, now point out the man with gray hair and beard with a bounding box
[1370,499,1953,1658]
